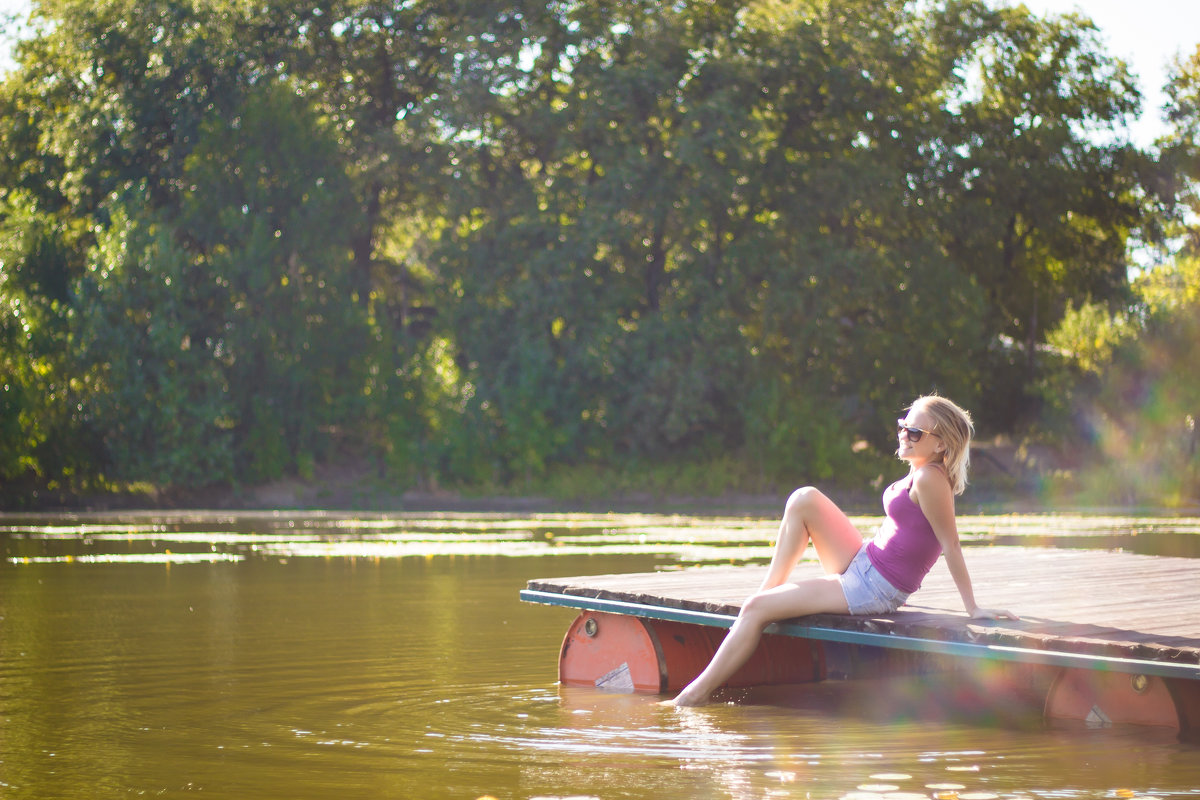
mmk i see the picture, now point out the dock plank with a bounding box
[525,547,1200,670]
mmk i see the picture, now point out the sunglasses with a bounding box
[897,419,940,443]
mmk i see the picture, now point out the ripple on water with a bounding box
[6,511,1200,800]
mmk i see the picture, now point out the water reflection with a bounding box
[475,683,1200,800]
[4,511,1200,565]
[1,511,1199,800]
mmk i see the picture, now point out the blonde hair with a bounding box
[910,395,974,496]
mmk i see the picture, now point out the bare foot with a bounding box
[664,687,710,707]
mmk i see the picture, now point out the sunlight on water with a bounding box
[11,552,244,564]
[4,511,1200,566]
[1,510,1199,800]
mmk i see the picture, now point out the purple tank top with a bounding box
[865,475,942,594]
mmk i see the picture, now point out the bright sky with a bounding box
[1,0,1197,146]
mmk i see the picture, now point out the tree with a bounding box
[76,198,235,486]
[1045,254,1200,505]
[76,83,372,485]
[426,0,998,482]
[938,7,1149,426]
[0,0,1180,499]
[1160,44,1200,256]
[0,192,98,489]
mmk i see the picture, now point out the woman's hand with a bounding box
[969,606,1019,621]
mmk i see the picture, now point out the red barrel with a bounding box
[558,611,823,694]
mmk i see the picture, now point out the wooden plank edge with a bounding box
[524,582,1200,664]
[519,589,1200,682]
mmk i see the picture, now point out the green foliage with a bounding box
[431,0,1005,483]
[1041,256,1200,505]
[0,0,1193,504]
[1035,45,1200,505]
[177,81,371,481]
[0,191,98,488]
[937,6,1148,428]
[1047,300,1133,376]
[77,199,234,486]
[1159,45,1200,256]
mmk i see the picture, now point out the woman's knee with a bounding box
[738,592,775,626]
[785,486,825,517]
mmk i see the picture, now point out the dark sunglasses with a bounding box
[897,419,940,443]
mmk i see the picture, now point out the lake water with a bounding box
[2,510,1199,800]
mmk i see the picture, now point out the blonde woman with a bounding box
[669,395,1017,707]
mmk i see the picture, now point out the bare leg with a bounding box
[669,576,850,707]
[759,487,865,591]
[667,489,864,707]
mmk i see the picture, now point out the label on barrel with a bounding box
[595,662,635,693]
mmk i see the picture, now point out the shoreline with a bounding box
[2,482,1197,518]
[3,442,1197,516]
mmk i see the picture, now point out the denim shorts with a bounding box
[838,544,910,615]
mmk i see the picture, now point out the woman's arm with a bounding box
[912,466,1018,620]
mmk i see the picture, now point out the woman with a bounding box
[669,394,1017,707]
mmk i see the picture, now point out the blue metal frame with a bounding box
[520,589,1200,682]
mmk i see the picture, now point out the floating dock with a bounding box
[521,547,1200,733]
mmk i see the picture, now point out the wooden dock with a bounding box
[521,546,1200,732]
